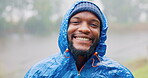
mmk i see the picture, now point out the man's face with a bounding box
[68,11,100,52]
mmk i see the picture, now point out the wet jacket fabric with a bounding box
[25,1,134,78]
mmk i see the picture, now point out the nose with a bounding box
[77,22,90,34]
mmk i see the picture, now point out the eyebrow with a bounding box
[70,17,80,20]
[91,19,100,24]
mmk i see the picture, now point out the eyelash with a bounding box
[70,22,80,24]
[91,24,97,26]
[90,23,99,28]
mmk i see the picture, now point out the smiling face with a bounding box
[68,11,101,52]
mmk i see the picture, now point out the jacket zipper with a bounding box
[77,65,85,76]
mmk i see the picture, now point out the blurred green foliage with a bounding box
[0,0,62,37]
[133,65,148,78]
[25,0,52,35]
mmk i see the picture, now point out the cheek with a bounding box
[68,25,78,35]
[67,29,71,41]
[67,25,74,34]
[92,29,100,39]
[67,26,75,41]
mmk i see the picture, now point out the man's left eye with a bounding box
[90,24,98,28]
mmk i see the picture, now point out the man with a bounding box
[25,1,134,78]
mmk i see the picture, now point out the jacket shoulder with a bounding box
[24,53,64,78]
[100,57,134,78]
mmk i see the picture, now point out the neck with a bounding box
[75,56,88,71]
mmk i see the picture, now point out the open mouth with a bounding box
[72,35,93,42]
[74,36,91,41]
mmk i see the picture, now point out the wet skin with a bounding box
[68,11,101,51]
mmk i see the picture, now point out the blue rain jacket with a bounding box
[25,1,134,78]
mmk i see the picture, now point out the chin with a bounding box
[68,41,95,59]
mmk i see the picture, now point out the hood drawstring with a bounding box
[64,49,70,58]
[92,52,101,67]
[64,50,101,67]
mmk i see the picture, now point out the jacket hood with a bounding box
[58,1,108,57]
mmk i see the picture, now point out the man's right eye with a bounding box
[70,21,80,24]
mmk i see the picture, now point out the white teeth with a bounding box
[76,37,89,41]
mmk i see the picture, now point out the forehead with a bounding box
[70,11,99,21]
